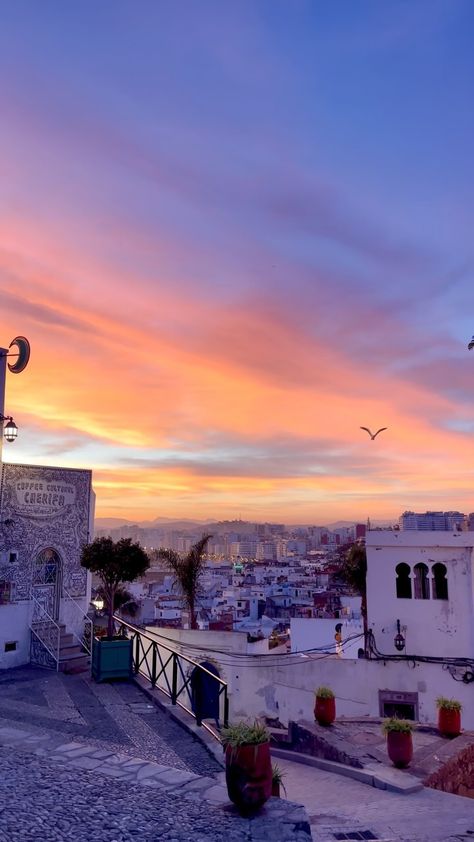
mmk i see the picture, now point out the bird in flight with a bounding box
[468,336,474,350]
[360,426,388,440]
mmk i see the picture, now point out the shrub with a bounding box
[436,696,462,712]
[382,717,413,735]
[315,685,335,699]
[221,720,270,747]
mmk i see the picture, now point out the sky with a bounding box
[1,0,474,524]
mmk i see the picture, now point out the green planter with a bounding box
[92,637,133,682]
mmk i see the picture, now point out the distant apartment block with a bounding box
[399,510,466,531]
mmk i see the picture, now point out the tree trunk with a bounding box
[107,585,116,638]
[189,596,197,630]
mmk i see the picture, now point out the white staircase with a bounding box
[57,624,90,673]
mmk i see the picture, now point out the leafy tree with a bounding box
[339,542,368,648]
[81,537,149,638]
[157,535,212,629]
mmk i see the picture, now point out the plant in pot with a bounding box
[271,763,287,798]
[382,717,413,768]
[81,537,149,682]
[436,697,462,738]
[314,685,336,726]
[221,720,272,814]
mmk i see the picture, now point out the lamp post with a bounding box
[0,336,30,462]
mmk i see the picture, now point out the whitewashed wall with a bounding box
[146,626,474,730]
[366,531,474,658]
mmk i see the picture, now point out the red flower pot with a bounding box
[386,731,413,768]
[438,708,461,738]
[225,742,272,814]
[314,696,336,726]
[271,781,280,798]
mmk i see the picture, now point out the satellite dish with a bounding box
[8,336,30,374]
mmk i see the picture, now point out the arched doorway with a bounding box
[190,660,221,726]
[32,548,62,620]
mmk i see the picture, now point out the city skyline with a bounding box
[1,2,474,522]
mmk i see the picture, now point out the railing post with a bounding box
[134,633,140,674]
[151,642,157,687]
[171,654,178,704]
[223,689,229,728]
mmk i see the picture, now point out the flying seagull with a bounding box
[468,336,474,350]
[360,426,388,440]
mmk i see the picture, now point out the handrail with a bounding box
[62,585,93,655]
[114,617,228,687]
[114,616,229,735]
[30,595,61,670]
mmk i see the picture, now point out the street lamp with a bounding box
[1,415,18,443]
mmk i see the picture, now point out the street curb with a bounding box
[271,746,423,794]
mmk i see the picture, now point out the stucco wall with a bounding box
[290,617,364,658]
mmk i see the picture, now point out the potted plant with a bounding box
[81,537,149,682]
[382,718,413,768]
[271,763,287,798]
[436,697,462,738]
[221,720,272,815]
[314,685,336,726]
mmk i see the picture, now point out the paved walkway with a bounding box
[0,667,311,842]
[276,755,474,842]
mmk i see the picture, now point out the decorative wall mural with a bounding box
[0,463,93,601]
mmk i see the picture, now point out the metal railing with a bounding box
[114,617,229,736]
[29,595,61,671]
[61,586,93,655]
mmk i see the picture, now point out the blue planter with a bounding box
[92,637,133,682]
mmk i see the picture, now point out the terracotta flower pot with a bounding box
[314,696,336,726]
[386,731,413,768]
[225,742,272,814]
[438,708,461,738]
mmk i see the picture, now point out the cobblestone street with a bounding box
[0,667,310,842]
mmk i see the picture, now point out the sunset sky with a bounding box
[1,1,474,524]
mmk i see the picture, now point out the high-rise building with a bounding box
[399,511,466,531]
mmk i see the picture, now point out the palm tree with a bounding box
[157,535,212,630]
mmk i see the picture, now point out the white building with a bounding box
[0,462,94,670]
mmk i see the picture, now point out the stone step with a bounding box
[59,643,82,657]
[59,633,74,647]
[58,652,90,674]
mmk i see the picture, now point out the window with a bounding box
[396,563,412,598]
[432,562,448,600]
[414,562,430,600]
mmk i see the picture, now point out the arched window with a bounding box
[432,563,448,600]
[396,563,412,598]
[414,562,430,600]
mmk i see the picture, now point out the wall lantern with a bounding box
[1,415,18,443]
[394,619,406,652]
[92,595,104,612]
